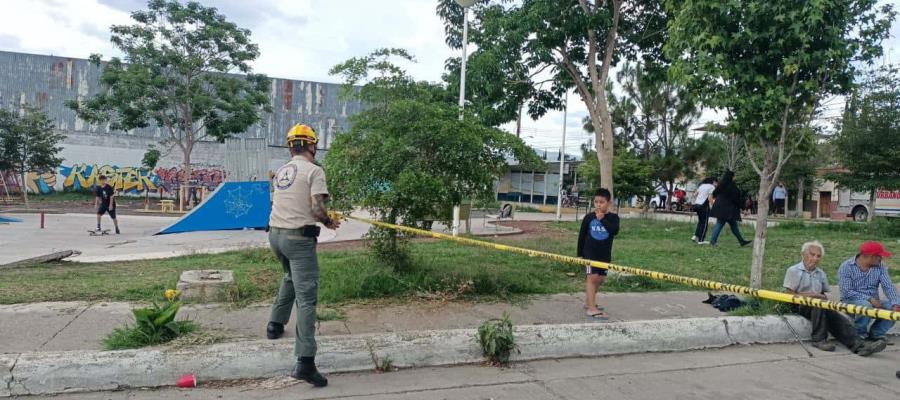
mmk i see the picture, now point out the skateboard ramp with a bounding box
[0,215,21,223]
[156,181,271,235]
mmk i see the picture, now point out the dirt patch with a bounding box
[495,220,570,240]
[318,239,367,252]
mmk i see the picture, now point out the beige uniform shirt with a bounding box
[269,156,329,229]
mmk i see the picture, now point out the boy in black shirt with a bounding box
[94,175,120,234]
[577,188,619,319]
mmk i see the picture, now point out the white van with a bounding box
[836,189,900,221]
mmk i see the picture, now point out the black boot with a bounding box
[266,322,284,340]
[292,357,328,387]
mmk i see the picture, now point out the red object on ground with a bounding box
[40,212,44,229]
[176,374,197,388]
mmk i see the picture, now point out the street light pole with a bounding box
[452,0,475,237]
[556,91,568,221]
[458,6,469,121]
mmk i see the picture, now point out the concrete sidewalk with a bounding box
[6,289,899,354]
[3,290,898,396]
[0,291,726,353]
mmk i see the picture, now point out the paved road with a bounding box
[24,343,900,399]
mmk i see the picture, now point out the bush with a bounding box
[365,225,412,272]
[476,313,518,366]
[103,290,196,350]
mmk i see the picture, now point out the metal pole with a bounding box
[452,7,469,237]
[556,92,568,221]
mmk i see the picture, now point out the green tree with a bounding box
[828,66,900,222]
[582,61,701,197]
[577,141,654,208]
[438,0,667,199]
[667,0,895,288]
[67,0,270,183]
[326,48,540,270]
[0,105,65,207]
[142,145,161,171]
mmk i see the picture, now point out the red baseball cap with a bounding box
[859,241,892,258]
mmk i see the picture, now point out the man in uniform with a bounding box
[266,124,340,387]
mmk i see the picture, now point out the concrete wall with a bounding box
[0,50,358,195]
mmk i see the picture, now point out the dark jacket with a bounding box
[710,172,742,221]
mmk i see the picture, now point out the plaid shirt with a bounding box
[837,256,900,305]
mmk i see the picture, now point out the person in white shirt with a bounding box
[772,182,787,217]
[655,184,668,210]
[691,177,717,244]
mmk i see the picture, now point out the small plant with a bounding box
[476,312,518,367]
[375,355,395,373]
[103,289,197,350]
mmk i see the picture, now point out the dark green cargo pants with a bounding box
[268,227,319,358]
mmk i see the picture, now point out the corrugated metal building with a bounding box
[0,50,363,148]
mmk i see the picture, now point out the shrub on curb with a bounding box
[103,289,197,350]
[476,312,518,366]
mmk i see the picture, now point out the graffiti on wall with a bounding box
[59,164,159,193]
[154,167,226,192]
[27,171,57,194]
[5,164,226,194]
[0,170,57,195]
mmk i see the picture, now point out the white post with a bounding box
[543,171,548,205]
[530,171,535,205]
[556,92,568,220]
[458,7,469,121]
[452,6,470,237]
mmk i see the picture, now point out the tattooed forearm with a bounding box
[312,194,332,225]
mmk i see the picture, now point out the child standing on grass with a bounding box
[577,188,619,320]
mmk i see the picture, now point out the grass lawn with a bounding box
[0,218,897,305]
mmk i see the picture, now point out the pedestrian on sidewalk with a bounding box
[837,241,898,344]
[691,177,717,244]
[709,170,751,247]
[577,188,619,320]
[772,182,787,217]
[94,175,120,234]
[266,124,341,388]
[783,241,886,356]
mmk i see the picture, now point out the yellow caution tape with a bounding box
[343,213,900,321]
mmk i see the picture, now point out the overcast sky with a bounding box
[0,0,897,155]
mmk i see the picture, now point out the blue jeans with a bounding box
[845,298,896,339]
[710,219,746,245]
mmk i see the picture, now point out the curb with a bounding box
[1,315,818,397]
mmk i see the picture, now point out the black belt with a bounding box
[269,225,321,237]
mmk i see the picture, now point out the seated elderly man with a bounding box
[784,241,886,355]
[838,241,899,343]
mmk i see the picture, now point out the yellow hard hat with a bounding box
[286,124,318,146]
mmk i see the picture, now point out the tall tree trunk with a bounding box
[596,99,615,200]
[867,189,877,223]
[795,178,804,219]
[183,142,193,209]
[750,151,777,289]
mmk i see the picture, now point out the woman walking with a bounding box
[709,171,752,247]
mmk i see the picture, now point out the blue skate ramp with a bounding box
[0,215,21,223]
[156,181,271,235]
